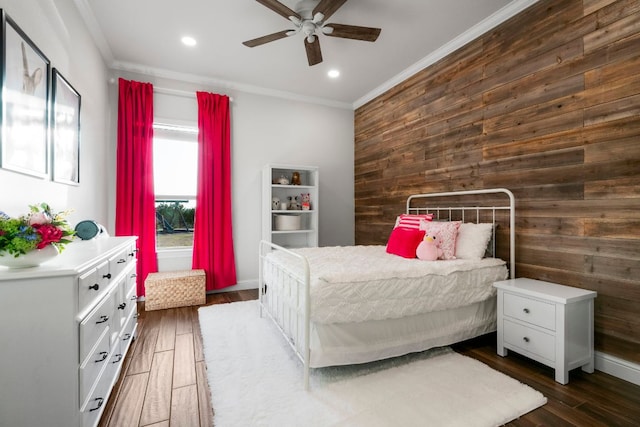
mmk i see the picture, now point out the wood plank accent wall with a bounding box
[354,0,640,364]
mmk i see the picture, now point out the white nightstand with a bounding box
[493,278,597,384]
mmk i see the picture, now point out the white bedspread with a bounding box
[263,245,507,324]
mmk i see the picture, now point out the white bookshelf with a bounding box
[262,164,319,248]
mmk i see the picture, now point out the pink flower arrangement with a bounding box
[0,203,75,257]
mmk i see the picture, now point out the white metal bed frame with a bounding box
[258,188,516,390]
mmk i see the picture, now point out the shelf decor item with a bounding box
[0,203,75,268]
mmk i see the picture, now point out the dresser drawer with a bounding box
[119,312,136,355]
[123,270,137,321]
[109,245,136,280]
[80,289,116,363]
[504,292,556,331]
[81,356,115,427]
[503,319,555,362]
[79,327,111,406]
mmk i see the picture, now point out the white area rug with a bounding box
[199,301,546,427]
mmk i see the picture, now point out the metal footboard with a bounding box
[258,240,311,389]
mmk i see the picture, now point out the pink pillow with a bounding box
[386,227,426,258]
[419,221,461,260]
[394,214,434,230]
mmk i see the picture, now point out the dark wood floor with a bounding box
[99,290,640,426]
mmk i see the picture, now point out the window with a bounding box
[153,123,198,248]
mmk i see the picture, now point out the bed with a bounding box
[258,188,515,389]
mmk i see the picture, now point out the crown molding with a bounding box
[72,0,114,64]
[352,0,540,109]
[74,0,538,111]
[110,61,353,110]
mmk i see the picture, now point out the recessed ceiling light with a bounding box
[328,69,340,78]
[181,36,197,47]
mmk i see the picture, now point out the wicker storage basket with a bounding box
[145,269,206,311]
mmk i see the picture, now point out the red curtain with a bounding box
[193,92,237,290]
[115,78,158,297]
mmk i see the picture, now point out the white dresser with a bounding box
[0,236,138,427]
[494,278,597,384]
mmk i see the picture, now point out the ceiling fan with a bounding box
[242,0,381,66]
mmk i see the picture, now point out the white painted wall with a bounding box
[0,0,354,290]
[0,0,110,226]
[109,71,355,289]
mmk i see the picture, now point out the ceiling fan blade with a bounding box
[313,0,348,22]
[304,37,323,66]
[323,23,381,42]
[242,30,291,47]
[256,0,301,21]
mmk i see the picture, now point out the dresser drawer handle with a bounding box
[523,308,530,314]
[88,397,104,412]
[95,315,109,324]
[112,354,123,363]
[102,273,111,279]
[94,351,108,363]
[130,295,137,301]
[118,303,127,310]
[88,284,99,291]
[523,337,530,343]
[117,259,126,264]
[123,333,132,341]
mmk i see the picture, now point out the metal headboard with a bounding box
[406,188,515,279]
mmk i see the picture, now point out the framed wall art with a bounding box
[51,68,80,184]
[0,10,50,178]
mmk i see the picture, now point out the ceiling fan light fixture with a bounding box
[243,0,382,66]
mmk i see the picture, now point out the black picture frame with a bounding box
[52,68,80,185]
[0,10,50,178]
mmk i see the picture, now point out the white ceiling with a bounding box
[75,0,536,108]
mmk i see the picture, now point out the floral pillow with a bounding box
[419,220,461,260]
[386,227,425,258]
[394,213,434,230]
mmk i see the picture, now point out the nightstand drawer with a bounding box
[504,292,555,331]
[503,319,555,362]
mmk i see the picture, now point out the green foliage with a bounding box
[0,204,75,257]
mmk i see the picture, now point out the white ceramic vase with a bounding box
[0,244,60,269]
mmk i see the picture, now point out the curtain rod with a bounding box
[108,79,233,101]
[153,86,234,102]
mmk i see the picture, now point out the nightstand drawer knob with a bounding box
[523,308,530,314]
[523,337,530,343]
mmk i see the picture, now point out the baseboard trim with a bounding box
[208,279,258,294]
[595,351,640,386]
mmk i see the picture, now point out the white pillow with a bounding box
[455,223,493,260]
